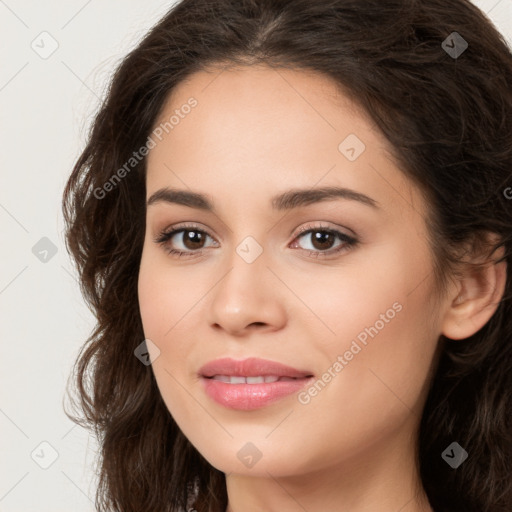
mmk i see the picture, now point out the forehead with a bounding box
[152,64,377,149]
[146,64,423,220]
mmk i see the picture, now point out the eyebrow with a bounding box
[146,186,379,211]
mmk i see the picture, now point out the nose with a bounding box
[207,248,287,337]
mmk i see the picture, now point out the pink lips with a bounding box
[199,357,314,411]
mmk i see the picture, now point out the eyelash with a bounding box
[153,222,358,259]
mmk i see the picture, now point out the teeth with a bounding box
[211,375,292,384]
[211,375,231,383]
[246,376,266,384]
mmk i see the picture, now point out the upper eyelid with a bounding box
[294,222,353,236]
[158,221,349,235]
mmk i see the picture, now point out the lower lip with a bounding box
[201,376,313,410]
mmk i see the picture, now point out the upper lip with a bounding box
[199,357,314,379]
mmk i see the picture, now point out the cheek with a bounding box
[137,251,201,424]
[281,291,438,473]
[137,247,211,392]
[137,246,202,339]
[138,256,167,339]
[325,243,439,395]
[287,242,439,444]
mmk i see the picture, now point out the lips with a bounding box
[199,357,314,379]
[199,357,315,410]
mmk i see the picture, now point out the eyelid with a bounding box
[153,222,215,241]
[292,221,355,238]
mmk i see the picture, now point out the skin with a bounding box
[137,64,506,512]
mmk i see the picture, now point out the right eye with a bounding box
[154,224,219,258]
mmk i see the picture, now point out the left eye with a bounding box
[290,228,357,256]
[154,225,357,258]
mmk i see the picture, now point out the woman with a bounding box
[62,0,512,511]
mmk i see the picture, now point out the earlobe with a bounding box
[441,244,507,340]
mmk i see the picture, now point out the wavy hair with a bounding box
[62,1,512,510]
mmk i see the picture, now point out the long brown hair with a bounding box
[62,1,512,510]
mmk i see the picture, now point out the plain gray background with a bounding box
[1,1,511,510]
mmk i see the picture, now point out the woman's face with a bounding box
[138,64,445,478]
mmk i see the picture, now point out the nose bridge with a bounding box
[207,232,286,334]
[218,207,271,287]
[217,235,269,307]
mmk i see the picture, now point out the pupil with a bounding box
[184,230,204,249]
[312,231,334,250]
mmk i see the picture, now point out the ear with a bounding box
[441,237,507,340]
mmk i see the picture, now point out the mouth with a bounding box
[198,357,314,410]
